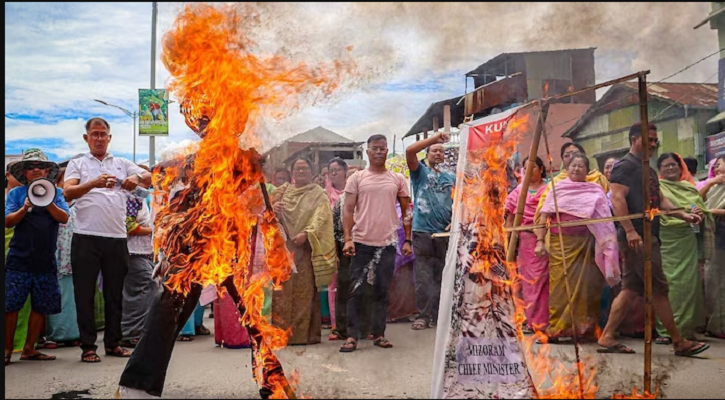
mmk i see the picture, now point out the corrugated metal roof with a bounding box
[621,82,719,109]
[563,82,719,138]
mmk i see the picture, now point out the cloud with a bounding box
[5,2,718,165]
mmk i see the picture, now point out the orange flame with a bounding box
[153,4,356,398]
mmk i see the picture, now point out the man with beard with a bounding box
[405,132,455,331]
[339,134,412,353]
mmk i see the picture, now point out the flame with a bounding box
[153,4,355,398]
[611,388,658,399]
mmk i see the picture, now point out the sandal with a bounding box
[119,339,139,348]
[20,352,56,361]
[39,340,58,350]
[177,335,194,342]
[81,350,101,363]
[105,347,131,358]
[655,336,672,345]
[596,343,636,354]
[372,336,393,349]
[674,341,710,358]
[339,338,357,353]
[411,319,428,330]
[328,333,344,341]
[195,325,211,336]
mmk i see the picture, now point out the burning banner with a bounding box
[431,108,537,399]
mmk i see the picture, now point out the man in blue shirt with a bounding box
[405,132,456,330]
[4,149,69,365]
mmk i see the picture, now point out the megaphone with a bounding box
[27,178,57,208]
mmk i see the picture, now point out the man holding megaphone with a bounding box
[5,148,69,366]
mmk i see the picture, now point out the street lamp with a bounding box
[94,99,139,163]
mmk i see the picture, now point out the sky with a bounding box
[5,2,720,166]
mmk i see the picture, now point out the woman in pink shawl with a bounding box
[534,154,620,342]
[505,156,549,333]
[324,158,348,333]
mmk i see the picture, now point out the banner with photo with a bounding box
[430,107,537,399]
[139,89,169,136]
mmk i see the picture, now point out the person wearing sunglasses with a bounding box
[5,149,69,366]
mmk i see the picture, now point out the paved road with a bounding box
[5,313,725,399]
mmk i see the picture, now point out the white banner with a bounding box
[430,108,536,399]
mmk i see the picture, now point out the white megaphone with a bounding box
[27,178,57,208]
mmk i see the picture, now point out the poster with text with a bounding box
[430,107,536,399]
[139,89,169,136]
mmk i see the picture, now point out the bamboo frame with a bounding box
[637,73,654,395]
[501,70,654,397]
[506,102,550,263]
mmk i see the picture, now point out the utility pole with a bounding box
[149,1,158,167]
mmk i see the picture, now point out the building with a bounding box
[263,126,364,174]
[403,48,596,170]
[464,48,596,116]
[563,82,720,170]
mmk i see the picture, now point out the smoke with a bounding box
[158,2,716,145]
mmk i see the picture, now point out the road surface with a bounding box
[4,312,725,399]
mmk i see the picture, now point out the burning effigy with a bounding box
[117,3,356,399]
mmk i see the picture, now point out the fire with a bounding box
[153,3,356,398]
[487,106,661,399]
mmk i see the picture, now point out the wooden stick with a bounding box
[638,72,654,395]
[506,103,550,262]
[539,103,586,398]
[431,208,685,238]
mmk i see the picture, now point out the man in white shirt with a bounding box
[64,117,151,363]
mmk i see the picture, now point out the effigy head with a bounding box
[180,94,212,138]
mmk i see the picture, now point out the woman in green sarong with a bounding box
[270,158,337,345]
[655,153,708,343]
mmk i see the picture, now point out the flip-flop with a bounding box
[177,335,194,342]
[655,336,672,345]
[597,344,636,354]
[20,352,56,361]
[327,333,344,341]
[674,342,710,358]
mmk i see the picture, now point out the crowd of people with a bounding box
[5,118,725,377]
[505,122,725,357]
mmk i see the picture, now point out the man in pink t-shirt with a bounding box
[339,134,412,353]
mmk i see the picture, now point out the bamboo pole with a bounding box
[432,208,685,238]
[538,103,586,399]
[506,103,550,262]
[638,72,654,395]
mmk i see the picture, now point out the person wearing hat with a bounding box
[5,148,70,366]
[63,117,151,363]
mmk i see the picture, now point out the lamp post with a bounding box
[94,99,138,163]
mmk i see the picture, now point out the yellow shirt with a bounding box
[534,169,610,224]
